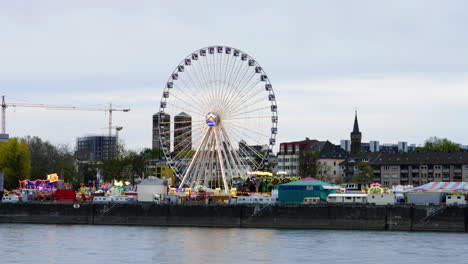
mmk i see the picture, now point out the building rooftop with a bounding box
[372,152,468,165]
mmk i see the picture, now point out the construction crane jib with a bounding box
[1,96,130,137]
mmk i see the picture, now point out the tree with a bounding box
[298,151,320,178]
[22,136,77,184]
[417,137,461,152]
[351,162,375,183]
[316,162,334,182]
[0,138,31,189]
[141,148,164,160]
[126,150,146,184]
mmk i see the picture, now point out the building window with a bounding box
[383,174,389,178]
[464,165,468,170]
[287,145,293,154]
[383,166,390,171]
[295,144,300,152]
[392,166,399,170]
[391,174,398,179]
[434,165,442,170]
[421,165,428,170]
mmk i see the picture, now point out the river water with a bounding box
[0,224,467,264]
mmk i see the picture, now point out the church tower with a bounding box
[350,111,362,154]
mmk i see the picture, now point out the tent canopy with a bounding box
[406,182,468,193]
[301,177,317,181]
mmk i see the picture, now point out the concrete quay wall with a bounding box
[0,203,466,232]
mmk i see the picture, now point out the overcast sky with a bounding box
[2,0,468,151]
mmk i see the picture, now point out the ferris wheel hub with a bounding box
[205,112,220,127]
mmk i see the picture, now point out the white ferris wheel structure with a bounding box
[158,46,278,193]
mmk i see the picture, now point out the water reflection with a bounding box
[0,224,467,264]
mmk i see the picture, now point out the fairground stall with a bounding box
[405,182,468,205]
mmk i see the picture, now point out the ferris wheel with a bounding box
[158,46,277,192]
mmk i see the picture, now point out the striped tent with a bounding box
[407,182,468,193]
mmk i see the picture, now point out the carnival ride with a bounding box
[159,46,278,193]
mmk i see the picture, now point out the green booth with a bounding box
[278,180,339,204]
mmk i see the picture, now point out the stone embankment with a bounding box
[0,203,466,232]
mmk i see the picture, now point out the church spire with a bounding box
[353,110,360,133]
[350,109,362,154]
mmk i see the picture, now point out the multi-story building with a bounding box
[0,134,8,142]
[372,152,468,187]
[340,152,468,187]
[76,136,117,161]
[339,152,382,182]
[174,112,192,154]
[75,135,118,184]
[277,138,348,180]
[340,140,351,152]
[316,142,349,182]
[152,112,170,151]
[277,138,317,177]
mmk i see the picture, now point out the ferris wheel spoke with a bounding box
[219,126,250,176]
[224,77,262,114]
[223,116,271,121]
[159,123,203,137]
[159,120,205,124]
[213,127,229,192]
[179,127,211,188]
[160,124,202,148]
[172,82,210,112]
[222,63,250,105]
[169,92,206,114]
[173,79,211,111]
[225,90,266,118]
[220,61,241,110]
[186,59,216,112]
[165,102,205,117]
[222,121,270,140]
[227,106,271,119]
[223,72,259,113]
[219,52,234,106]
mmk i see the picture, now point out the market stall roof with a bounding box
[406,182,468,193]
[301,177,317,181]
[280,179,338,187]
[138,178,167,186]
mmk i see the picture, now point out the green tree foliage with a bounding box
[22,136,76,183]
[0,138,31,189]
[351,162,375,183]
[100,147,159,184]
[417,137,461,152]
[141,147,164,160]
[298,151,320,178]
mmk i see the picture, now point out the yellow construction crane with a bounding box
[1,95,130,136]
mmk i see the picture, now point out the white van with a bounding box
[2,195,20,203]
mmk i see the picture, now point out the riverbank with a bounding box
[0,203,467,232]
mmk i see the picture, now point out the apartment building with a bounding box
[277,138,348,180]
[372,152,468,187]
[340,152,468,187]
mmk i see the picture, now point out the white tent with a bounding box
[137,177,167,202]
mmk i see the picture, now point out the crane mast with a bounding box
[1,96,6,134]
